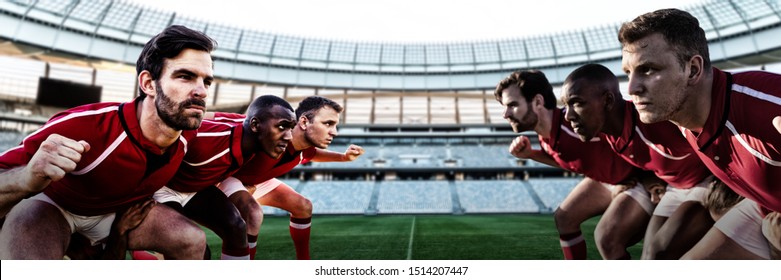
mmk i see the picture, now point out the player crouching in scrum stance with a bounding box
[495,70,654,259]
[0,25,216,259]
[218,96,364,260]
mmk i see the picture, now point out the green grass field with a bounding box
[204,214,644,260]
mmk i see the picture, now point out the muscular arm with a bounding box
[0,166,48,217]
[525,150,561,168]
[0,134,90,217]
[311,144,365,162]
[101,199,156,259]
[508,135,560,168]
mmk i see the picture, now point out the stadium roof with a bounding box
[1,0,781,91]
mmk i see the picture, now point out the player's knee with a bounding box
[158,226,205,259]
[244,201,263,232]
[645,237,674,260]
[226,213,248,238]
[594,227,619,252]
[177,226,207,253]
[295,197,313,216]
[553,207,574,230]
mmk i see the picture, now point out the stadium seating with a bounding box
[0,130,23,152]
[376,181,452,214]
[1,0,778,218]
[302,181,374,214]
[527,177,581,211]
[456,180,539,213]
[255,178,583,215]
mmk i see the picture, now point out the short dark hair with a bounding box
[564,63,617,85]
[245,95,294,125]
[618,8,710,70]
[295,96,343,120]
[563,64,622,100]
[494,70,556,109]
[136,25,217,97]
[704,179,744,217]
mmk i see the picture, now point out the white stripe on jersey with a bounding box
[214,116,245,123]
[634,126,691,160]
[178,135,189,153]
[184,148,230,166]
[725,121,781,166]
[560,125,600,142]
[197,131,232,137]
[24,106,119,142]
[201,119,236,127]
[0,145,23,158]
[733,83,781,105]
[72,132,127,175]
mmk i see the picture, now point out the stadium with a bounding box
[1,0,780,260]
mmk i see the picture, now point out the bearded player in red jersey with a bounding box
[0,25,215,259]
[495,70,654,259]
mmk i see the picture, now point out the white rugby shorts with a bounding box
[29,193,115,246]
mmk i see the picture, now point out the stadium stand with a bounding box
[376,181,452,214]
[456,180,539,213]
[0,130,23,152]
[1,0,780,215]
[527,178,582,212]
[302,181,374,214]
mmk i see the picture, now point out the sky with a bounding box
[128,0,706,43]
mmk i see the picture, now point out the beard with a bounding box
[154,81,206,131]
[508,103,538,133]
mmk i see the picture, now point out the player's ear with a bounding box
[533,94,544,108]
[687,55,704,85]
[250,117,260,133]
[298,115,309,130]
[138,70,156,97]
[604,90,615,111]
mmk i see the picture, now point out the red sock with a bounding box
[131,250,160,260]
[289,217,312,260]
[559,231,587,260]
[248,234,258,260]
[221,245,249,260]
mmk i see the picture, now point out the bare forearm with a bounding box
[101,199,155,259]
[101,231,129,260]
[0,167,49,217]
[527,150,561,168]
[312,149,347,162]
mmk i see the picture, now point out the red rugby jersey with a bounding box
[539,108,636,185]
[603,101,710,188]
[166,119,249,192]
[0,98,196,216]
[232,144,316,186]
[683,68,781,212]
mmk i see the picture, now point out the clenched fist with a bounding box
[24,134,90,191]
[509,135,533,159]
[343,144,365,161]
